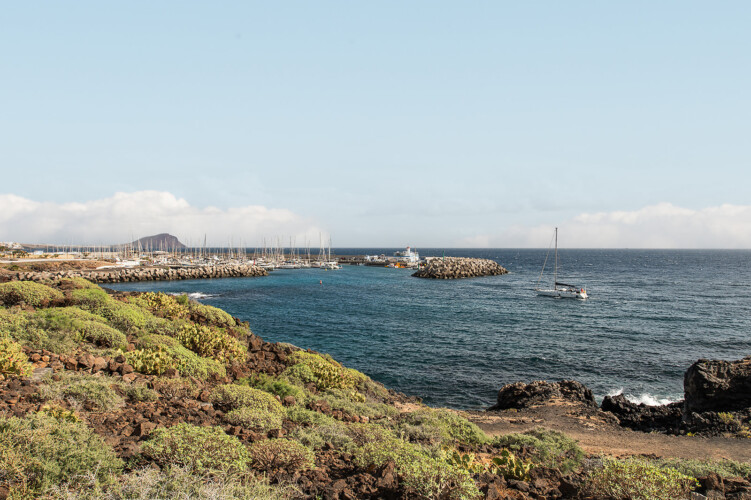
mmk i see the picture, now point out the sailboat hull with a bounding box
[536,288,587,299]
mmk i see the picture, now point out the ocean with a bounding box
[107,249,751,410]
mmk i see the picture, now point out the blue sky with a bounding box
[2,2,750,247]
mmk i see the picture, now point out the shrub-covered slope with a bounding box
[0,279,748,499]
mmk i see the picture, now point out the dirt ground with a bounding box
[465,400,751,462]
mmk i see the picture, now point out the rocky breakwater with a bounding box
[412,257,508,279]
[6,264,267,284]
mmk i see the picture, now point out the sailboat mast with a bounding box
[554,227,558,290]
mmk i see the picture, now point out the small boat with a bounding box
[535,227,588,299]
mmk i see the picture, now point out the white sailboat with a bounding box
[535,227,588,299]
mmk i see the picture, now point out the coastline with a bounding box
[1,278,750,499]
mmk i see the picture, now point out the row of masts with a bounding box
[31,233,338,267]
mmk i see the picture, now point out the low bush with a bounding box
[124,383,159,402]
[240,373,306,401]
[585,457,698,500]
[142,423,251,474]
[151,376,199,399]
[38,403,80,423]
[76,465,301,500]
[224,406,284,432]
[247,439,315,472]
[99,300,154,334]
[0,281,63,307]
[285,406,340,426]
[174,323,246,363]
[128,292,189,320]
[651,457,751,481]
[0,337,33,377]
[124,347,178,375]
[137,334,226,379]
[71,287,112,309]
[78,321,127,349]
[492,428,584,474]
[59,277,99,290]
[282,351,357,391]
[319,388,397,419]
[290,422,353,450]
[399,408,489,447]
[210,384,286,417]
[353,434,480,500]
[38,372,123,412]
[188,301,237,329]
[0,413,122,495]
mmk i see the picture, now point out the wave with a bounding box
[605,388,677,406]
[168,292,217,300]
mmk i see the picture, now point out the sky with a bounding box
[2,2,750,248]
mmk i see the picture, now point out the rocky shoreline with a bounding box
[487,357,751,438]
[412,257,508,279]
[2,263,267,284]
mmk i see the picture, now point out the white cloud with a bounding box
[481,203,751,248]
[0,191,324,246]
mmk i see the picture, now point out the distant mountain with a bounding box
[126,233,186,250]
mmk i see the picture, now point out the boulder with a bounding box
[600,394,683,432]
[684,357,751,413]
[488,380,596,411]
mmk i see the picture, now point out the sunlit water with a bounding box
[108,249,751,409]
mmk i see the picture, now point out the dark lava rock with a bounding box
[684,357,751,413]
[601,394,683,433]
[488,380,596,411]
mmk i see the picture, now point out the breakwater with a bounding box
[5,264,267,284]
[411,257,508,279]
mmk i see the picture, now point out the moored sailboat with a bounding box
[535,227,588,299]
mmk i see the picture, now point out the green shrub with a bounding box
[285,406,340,426]
[142,423,251,474]
[174,323,246,363]
[0,281,63,307]
[282,351,357,391]
[492,428,584,474]
[138,334,226,379]
[151,376,199,399]
[38,372,123,412]
[290,422,353,450]
[650,457,751,481]
[84,465,300,500]
[318,388,397,419]
[71,287,112,309]
[38,403,80,423]
[188,301,237,328]
[124,347,178,375]
[399,408,488,447]
[354,434,480,500]
[128,292,189,320]
[5,310,76,354]
[0,413,122,495]
[99,300,153,334]
[0,337,33,377]
[225,406,284,432]
[488,449,533,481]
[586,458,698,500]
[248,439,315,472]
[210,384,286,417]
[241,373,307,401]
[124,383,159,402]
[78,320,127,349]
[59,277,99,290]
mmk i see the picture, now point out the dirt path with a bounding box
[464,401,751,462]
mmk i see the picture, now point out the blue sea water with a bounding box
[107,249,751,410]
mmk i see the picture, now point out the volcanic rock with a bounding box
[488,380,596,411]
[684,357,751,413]
[600,394,683,433]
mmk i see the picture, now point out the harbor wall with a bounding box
[412,257,508,279]
[4,264,268,284]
